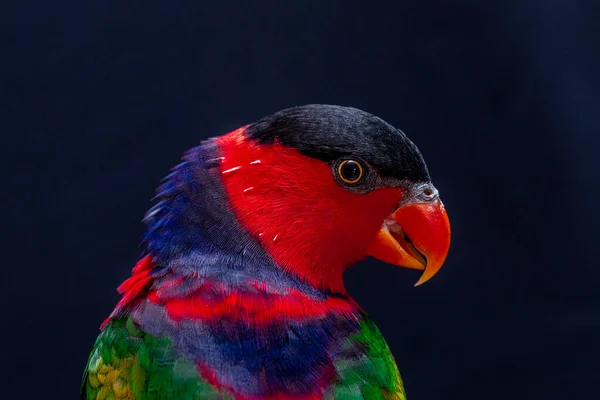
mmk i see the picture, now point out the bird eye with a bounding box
[337,159,364,184]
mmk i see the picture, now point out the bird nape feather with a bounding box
[82,104,451,400]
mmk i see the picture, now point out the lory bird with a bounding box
[82,105,451,400]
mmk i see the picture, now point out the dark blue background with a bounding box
[3,1,599,399]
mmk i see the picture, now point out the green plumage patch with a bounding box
[81,318,231,400]
[328,317,407,400]
[82,316,405,399]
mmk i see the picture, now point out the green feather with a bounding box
[83,315,406,399]
[81,318,232,400]
[327,316,407,400]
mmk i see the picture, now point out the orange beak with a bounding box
[367,199,451,286]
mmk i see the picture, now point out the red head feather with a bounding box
[216,128,404,293]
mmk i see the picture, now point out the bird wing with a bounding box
[81,317,230,400]
[326,317,407,400]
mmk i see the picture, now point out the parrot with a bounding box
[81,104,451,400]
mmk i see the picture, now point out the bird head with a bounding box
[215,105,451,293]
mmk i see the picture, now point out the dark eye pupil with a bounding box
[341,161,361,181]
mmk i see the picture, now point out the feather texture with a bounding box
[83,310,406,399]
[83,108,416,399]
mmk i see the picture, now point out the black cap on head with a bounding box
[246,104,431,183]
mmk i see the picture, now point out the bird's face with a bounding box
[216,105,450,293]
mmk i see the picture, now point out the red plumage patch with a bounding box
[216,129,404,293]
[101,255,154,328]
[147,281,357,326]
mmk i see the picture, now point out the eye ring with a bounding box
[337,159,365,185]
